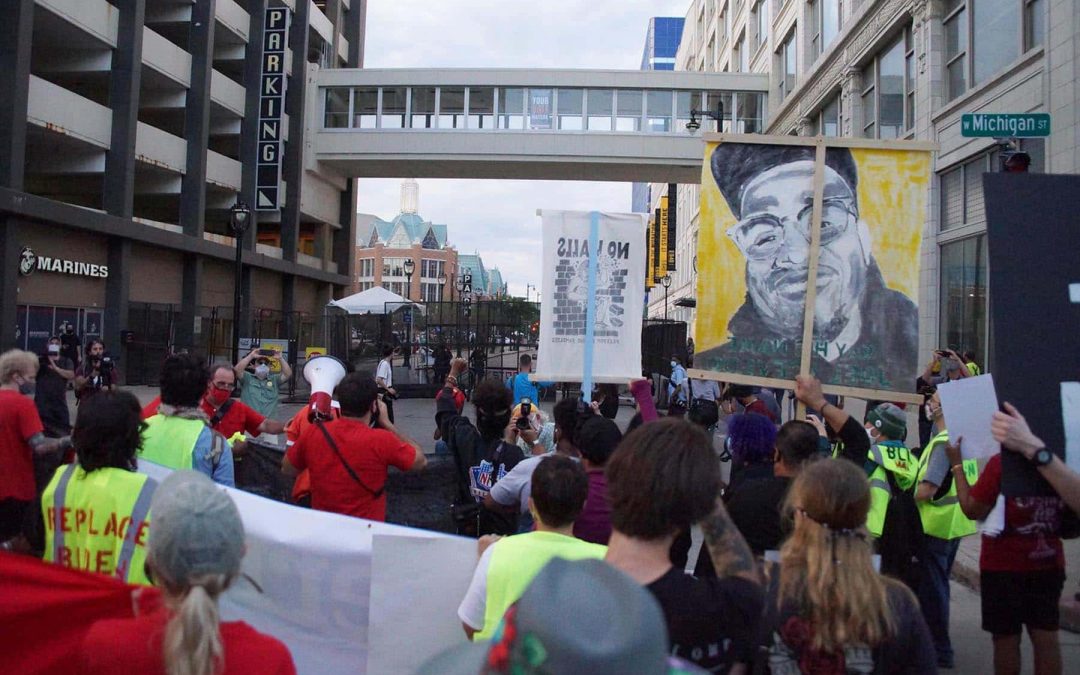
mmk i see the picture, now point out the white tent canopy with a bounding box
[327,286,425,315]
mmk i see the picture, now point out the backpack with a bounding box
[686,379,720,428]
[878,468,926,592]
[445,416,517,537]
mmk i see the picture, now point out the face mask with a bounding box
[208,387,231,406]
[47,345,60,355]
[865,426,879,444]
[254,364,271,379]
[670,361,678,368]
[18,379,35,396]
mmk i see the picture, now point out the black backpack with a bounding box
[878,468,926,592]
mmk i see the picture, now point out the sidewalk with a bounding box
[951,533,1080,632]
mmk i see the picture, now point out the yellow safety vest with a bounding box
[966,362,982,377]
[41,464,156,586]
[140,414,205,470]
[476,531,606,641]
[865,441,920,537]
[915,431,979,540]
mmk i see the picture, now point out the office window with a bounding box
[420,259,444,278]
[528,88,553,130]
[421,283,442,303]
[939,235,987,366]
[381,87,407,129]
[736,92,764,133]
[734,33,749,72]
[439,88,465,129]
[1024,0,1045,51]
[587,89,614,130]
[410,88,436,128]
[945,0,1027,102]
[752,1,768,52]
[707,92,733,132]
[358,258,375,278]
[676,91,704,130]
[938,139,1045,232]
[468,87,494,129]
[778,30,797,100]
[351,88,377,128]
[616,90,643,131]
[382,257,407,277]
[646,91,673,132]
[905,30,915,129]
[860,27,912,139]
[324,88,348,128]
[497,88,525,129]
[818,94,841,136]
[810,0,841,60]
[557,89,583,130]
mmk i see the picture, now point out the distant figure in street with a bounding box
[234,348,292,418]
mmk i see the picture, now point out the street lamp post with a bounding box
[455,276,466,357]
[403,258,415,369]
[661,274,672,357]
[229,201,252,366]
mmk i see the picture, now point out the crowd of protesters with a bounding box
[1,335,1078,675]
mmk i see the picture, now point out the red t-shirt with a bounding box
[200,398,266,439]
[285,417,417,521]
[79,608,295,675]
[968,453,1065,572]
[0,390,45,501]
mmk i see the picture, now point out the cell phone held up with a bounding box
[258,348,276,357]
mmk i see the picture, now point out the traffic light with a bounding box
[1000,150,1031,173]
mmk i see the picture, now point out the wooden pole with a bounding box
[793,139,828,420]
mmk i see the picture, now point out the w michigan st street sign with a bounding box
[961,113,1051,138]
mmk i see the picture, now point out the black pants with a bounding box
[383,396,395,424]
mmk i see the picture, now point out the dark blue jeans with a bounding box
[918,535,961,664]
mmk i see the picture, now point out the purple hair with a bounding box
[727,413,777,466]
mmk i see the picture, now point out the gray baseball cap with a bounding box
[417,558,705,674]
[148,471,245,585]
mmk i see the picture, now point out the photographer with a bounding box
[74,340,115,401]
[35,336,75,438]
[282,373,425,521]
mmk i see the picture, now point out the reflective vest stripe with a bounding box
[934,496,959,506]
[869,478,891,494]
[115,476,158,580]
[869,445,885,465]
[50,464,77,564]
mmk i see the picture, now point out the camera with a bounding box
[517,399,532,429]
[258,348,276,357]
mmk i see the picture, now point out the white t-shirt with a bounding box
[488,454,547,514]
[688,379,722,402]
[457,545,495,631]
[376,359,393,388]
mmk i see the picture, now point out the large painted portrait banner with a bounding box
[692,136,932,397]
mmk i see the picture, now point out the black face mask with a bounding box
[598,397,619,419]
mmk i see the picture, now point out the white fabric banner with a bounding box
[534,210,647,384]
[139,461,472,675]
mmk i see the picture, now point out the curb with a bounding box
[951,557,1080,633]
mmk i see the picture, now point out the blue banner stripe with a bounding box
[582,211,600,402]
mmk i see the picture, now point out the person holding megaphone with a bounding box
[282,361,426,521]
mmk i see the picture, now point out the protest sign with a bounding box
[534,210,647,390]
[937,374,1000,459]
[690,135,933,404]
[984,173,1080,495]
[138,461,467,674]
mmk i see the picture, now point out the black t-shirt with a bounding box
[726,476,792,555]
[59,333,80,365]
[646,568,763,673]
[765,582,936,674]
[35,356,73,435]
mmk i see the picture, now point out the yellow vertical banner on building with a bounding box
[658,196,669,282]
[646,214,656,289]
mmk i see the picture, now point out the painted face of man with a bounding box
[731,161,871,341]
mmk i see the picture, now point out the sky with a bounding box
[357,0,690,296]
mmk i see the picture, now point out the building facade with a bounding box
[354,181,458,302]
[633,16,687,213]
[652,0,1077,370]
[0,0,365,379]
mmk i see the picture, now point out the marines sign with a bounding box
[19,247,109,279]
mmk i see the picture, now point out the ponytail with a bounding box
[163,575,228,675]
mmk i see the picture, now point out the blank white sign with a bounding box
[938,374,1001,459]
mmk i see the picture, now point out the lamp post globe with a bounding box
[229,201,252,366]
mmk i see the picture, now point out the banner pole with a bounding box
[795,139,828,420]
[582,211,600,402]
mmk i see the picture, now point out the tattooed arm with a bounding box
[701,496,760,585]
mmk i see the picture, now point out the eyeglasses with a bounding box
[727,198,857,261]
[212,381,236,391]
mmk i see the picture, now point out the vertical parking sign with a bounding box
[256,7,290,211]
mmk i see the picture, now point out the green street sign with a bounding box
[961,113,1050,138]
